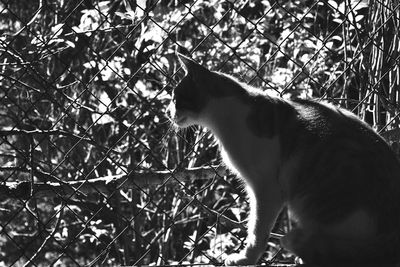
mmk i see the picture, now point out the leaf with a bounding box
[51,23,64,37]
[328,0,338,10]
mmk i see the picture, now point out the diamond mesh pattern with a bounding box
[0,0,399,266]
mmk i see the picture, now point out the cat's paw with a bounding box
[224,252,256,266]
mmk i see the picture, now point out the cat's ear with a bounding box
[176,53,209,75]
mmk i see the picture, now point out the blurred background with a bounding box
[0,0,399,266]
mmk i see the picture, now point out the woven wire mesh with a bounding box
[0,0,399,266]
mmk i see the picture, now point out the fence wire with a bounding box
[0,0,399,266]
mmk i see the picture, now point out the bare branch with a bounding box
[0,128,119,154]
[1,165,230,200]
[0,128,92,142]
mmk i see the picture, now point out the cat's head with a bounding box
[168,53,213,128]
[168,53,242,128]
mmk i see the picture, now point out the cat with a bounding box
[168,53,400,265]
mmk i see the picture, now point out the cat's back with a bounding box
[286,98,395,158]
[286,97,400,181]
[281,98,400,226]
[290,98,379,140]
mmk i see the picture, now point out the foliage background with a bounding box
[0,0,399,266]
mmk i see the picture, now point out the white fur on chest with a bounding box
[205,97,281,188]
[219,132,280,186]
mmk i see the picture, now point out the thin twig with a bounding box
[23,201,64,267]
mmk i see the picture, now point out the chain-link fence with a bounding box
[0,0,399,266]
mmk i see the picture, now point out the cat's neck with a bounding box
[202,94,282,185]
[202,96,250,141]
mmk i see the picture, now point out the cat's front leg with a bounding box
[225,184,283,265]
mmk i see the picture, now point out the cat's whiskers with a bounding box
[158,119,181,158]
